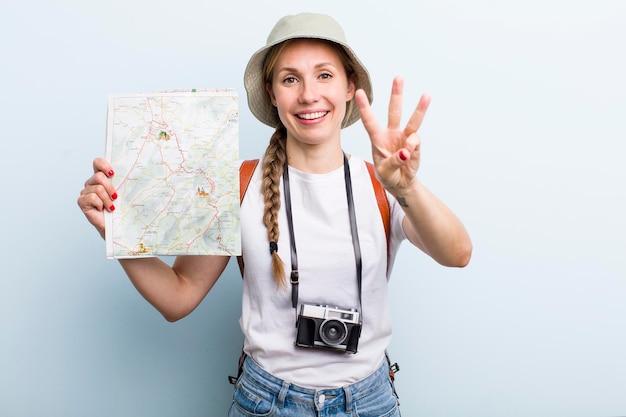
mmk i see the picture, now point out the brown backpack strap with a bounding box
[365,162,390,252]
[239,159,259,202]
[238,160,259,276]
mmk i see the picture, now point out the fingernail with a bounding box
[109,205,115,212]
[399,150,407,161]
[107,170,115,177]
[111,192,118,200]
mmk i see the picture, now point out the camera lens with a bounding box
[319,319,348,346]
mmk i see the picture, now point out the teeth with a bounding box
[298,111,327,120]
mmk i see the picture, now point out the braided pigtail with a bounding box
[261,123,288,286]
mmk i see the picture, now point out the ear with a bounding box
[266,83,277,106]
[346,78,356,101]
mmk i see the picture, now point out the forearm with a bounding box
[118,255,228,321]
[118,257,190,321]
[392,179,472,267]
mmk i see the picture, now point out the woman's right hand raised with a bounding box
[77,158,117,238]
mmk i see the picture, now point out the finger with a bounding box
[83,170,118,204]
[355,89,381,138]
[405,131,421,153]
[89,157,117,197]
[388,76,404,130]
[84,170,114,189]
[93,157,115,177]
[80,182,117,212]
[403,93,431,137]
[78,188,106,212]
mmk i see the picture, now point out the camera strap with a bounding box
[282,152,363,319]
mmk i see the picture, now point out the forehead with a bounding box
[275,39,344,67]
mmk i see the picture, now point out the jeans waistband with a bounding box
[240,356,389,412]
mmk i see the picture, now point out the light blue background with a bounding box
[2,1,625,416]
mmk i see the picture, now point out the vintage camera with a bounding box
[295,304,362,353]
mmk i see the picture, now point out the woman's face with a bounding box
[267,39,355,147]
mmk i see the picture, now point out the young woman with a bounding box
[78,12,472,417]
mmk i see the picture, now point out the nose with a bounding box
[298,80,319,104]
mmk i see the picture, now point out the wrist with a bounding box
[387,178,418,199]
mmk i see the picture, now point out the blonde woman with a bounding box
[78,12,472,417]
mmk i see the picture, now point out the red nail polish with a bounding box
[399,150,407,161]
[111,192,118,200]
[109,205,115,212]
[108,170,115,177]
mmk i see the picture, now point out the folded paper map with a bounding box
[104,89,240,258]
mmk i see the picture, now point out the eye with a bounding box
[319,72,332,80]
[282,76,298,84]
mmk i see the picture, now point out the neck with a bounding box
[285,140,345,174]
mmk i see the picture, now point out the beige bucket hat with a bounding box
[243,12,373,129]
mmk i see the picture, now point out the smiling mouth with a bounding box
[296,111,329,120]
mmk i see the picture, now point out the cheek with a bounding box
[272,95,293,124]
[272,90,294,112]
[273,97,287,114]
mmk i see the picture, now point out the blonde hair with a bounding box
[261,39,357,286]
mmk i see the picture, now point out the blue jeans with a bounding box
[228,356,401,417]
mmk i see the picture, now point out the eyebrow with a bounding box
[276,62,340,74]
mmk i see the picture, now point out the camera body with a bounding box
[295,304,362,354]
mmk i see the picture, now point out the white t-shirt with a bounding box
[239,155,407,388]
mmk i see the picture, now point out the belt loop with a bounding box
[343,385,353,413]
[277,380,290,408]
